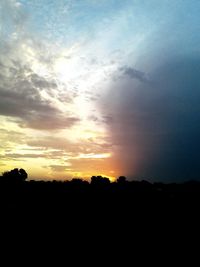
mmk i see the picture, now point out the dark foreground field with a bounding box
[1,175,200,259]
[1,176,200,217]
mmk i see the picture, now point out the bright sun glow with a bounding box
[0,1,118,181]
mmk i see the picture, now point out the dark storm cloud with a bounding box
[103,55,200,182]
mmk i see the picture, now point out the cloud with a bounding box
[27,136,112,155]
[0,128,25,139]
[102,115,114,124]
[119,66,149,83]
[0,1,81,131]
[2,0,199,181]
[0,86,79,130]
[3,153,46,159]
[0,163,6,167]
[0,128,27,152]
[49,165,72,172]
[0,59,80,130]
[87,114,114,125]
[29,73,57,89]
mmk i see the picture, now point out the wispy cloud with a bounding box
[119,66,149,83]
[49,165,72,173]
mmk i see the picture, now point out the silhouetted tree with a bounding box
[71,178,89,185]
[91,175,110,186]
[19,168,28,181]
[117,176,127,184]
[2,168,28,182]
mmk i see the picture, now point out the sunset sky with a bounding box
[1,0,200,182]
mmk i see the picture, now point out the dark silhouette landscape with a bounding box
[1,168,200,219]
[1,167,200,258]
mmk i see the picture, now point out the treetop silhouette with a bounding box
[2,168,28,182]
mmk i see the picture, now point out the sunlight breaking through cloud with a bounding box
[1,0,200,181]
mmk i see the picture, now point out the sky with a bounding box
[0,0,200,182]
